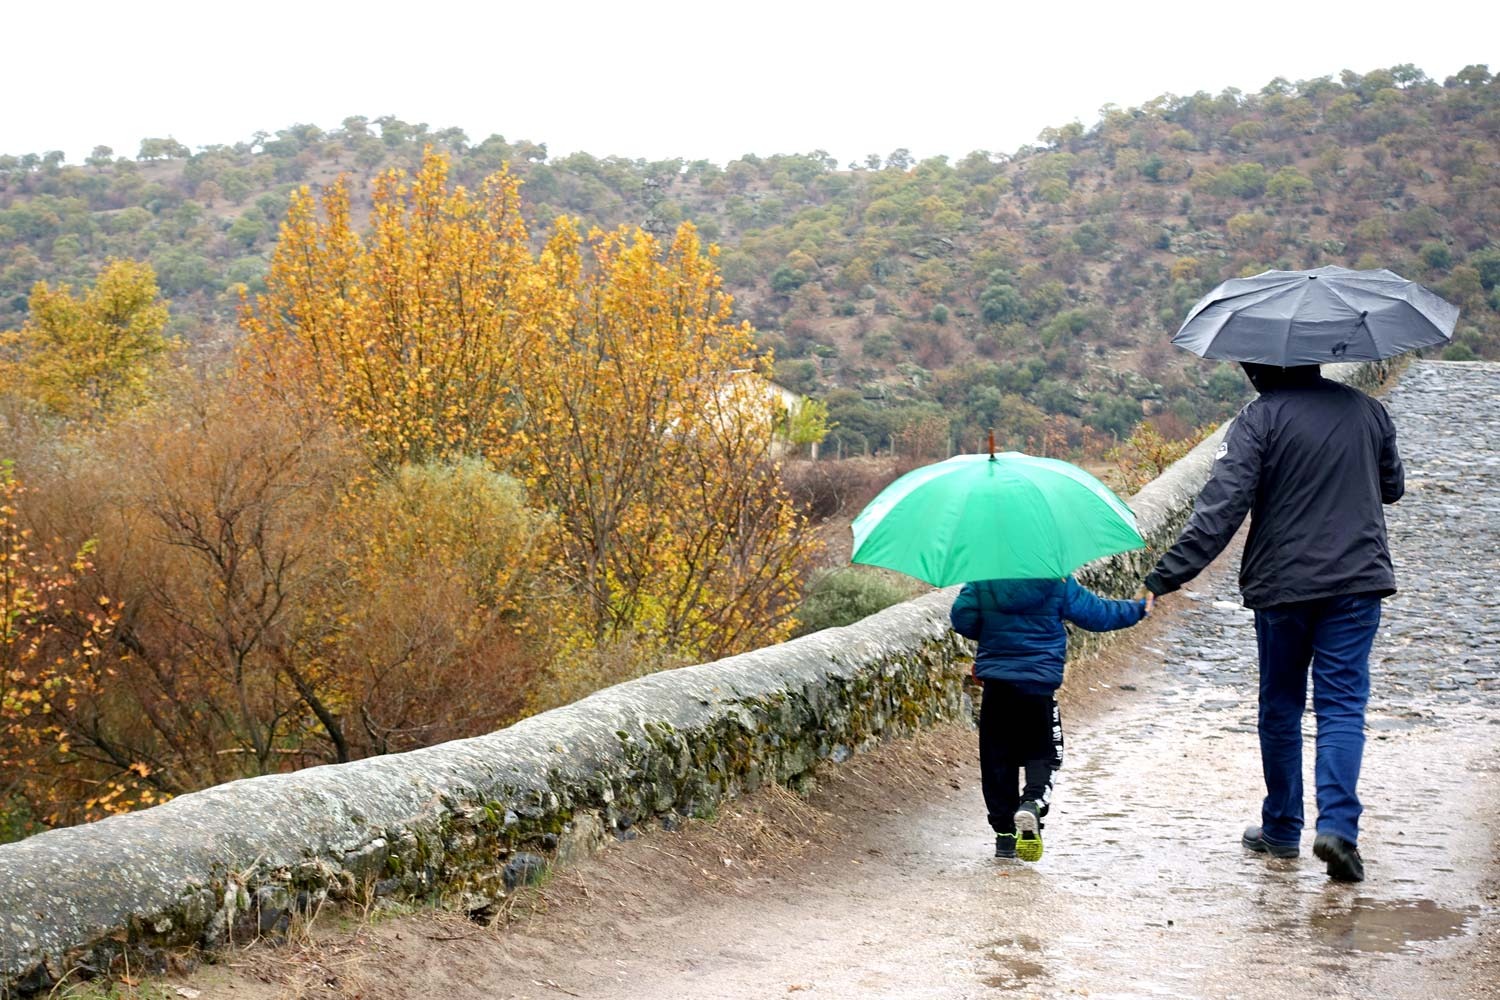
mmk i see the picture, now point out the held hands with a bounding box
[1136,588,1156,615]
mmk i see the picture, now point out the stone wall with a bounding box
[0,361,1387,996]
[0,597,973,994]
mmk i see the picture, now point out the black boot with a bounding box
[1313,833,1364,882]
[1242,825,1300,858]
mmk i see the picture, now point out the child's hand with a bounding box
[1145,592,1155,615]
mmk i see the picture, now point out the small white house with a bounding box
[719,370,820,459]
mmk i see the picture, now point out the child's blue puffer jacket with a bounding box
[950,577,1145,694]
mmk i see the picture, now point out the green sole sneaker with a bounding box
[1014,808,1044,862]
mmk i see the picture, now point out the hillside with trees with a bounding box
[3,63,1497,459]
[1,62,1497,840]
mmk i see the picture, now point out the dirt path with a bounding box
[175,362,1500,1000]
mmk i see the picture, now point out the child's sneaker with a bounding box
[1014,802,1044,862]
[994,833,1017,859]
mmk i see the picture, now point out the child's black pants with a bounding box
[979,678,1063,834]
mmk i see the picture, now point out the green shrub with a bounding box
[1420,240,1453,271]
[791,568,916,637]
[0,795,41,845]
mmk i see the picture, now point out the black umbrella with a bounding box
[1173,266,1459,365]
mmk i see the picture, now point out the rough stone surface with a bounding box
[502,853,548,891]
[0,360,1391,994]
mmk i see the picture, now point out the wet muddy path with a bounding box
[193,363,1500,1000]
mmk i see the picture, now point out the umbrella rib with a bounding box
[1200,282,1306,363]
[1016,454,1139,527]
[852,454,1149,585]
[1182,275,1302,327]
[1182,280,1296,345]
[942,461,997,584]
[1009,465,1067,578]
[1282,278,1315,364]
[1176,266,1459,366]
[1319,281,1382,358]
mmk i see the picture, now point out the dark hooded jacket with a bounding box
[1144,365,1404,608]
[950,577,1146,693]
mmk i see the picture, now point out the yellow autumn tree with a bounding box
[0,259,171,417]
[239,149,540,472]
[517,220,816,661]
[242,149,817,671]
[1105,419,1212,494]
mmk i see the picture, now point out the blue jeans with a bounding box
[1254,593,1381,846]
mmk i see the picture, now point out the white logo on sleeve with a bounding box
[1214,441,1229,461]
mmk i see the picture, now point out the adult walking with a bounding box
[1143,363,1403,881]
[1141,266,1459,884]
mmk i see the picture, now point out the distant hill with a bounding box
[2,63,1496,457]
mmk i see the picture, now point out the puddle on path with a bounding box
[981,934,1048,991]
[980,957,1047,991]
[982,933,1043,953]
[1271,897,1476,954]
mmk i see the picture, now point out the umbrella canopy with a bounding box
[1173,265,1459,365]
[850,452,1145,587]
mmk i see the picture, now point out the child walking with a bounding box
[951,577,1150,861]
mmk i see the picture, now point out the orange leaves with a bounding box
[2,142,822,839]
[516,221,813,660]
[0,461,127,830]
[1105,420,1212,494]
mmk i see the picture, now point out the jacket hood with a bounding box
[1240,363,1322,393]
[975,578,1064,613]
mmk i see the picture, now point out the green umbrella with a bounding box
[850,451,1145,586]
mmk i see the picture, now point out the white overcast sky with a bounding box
[7,0,1497,167]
